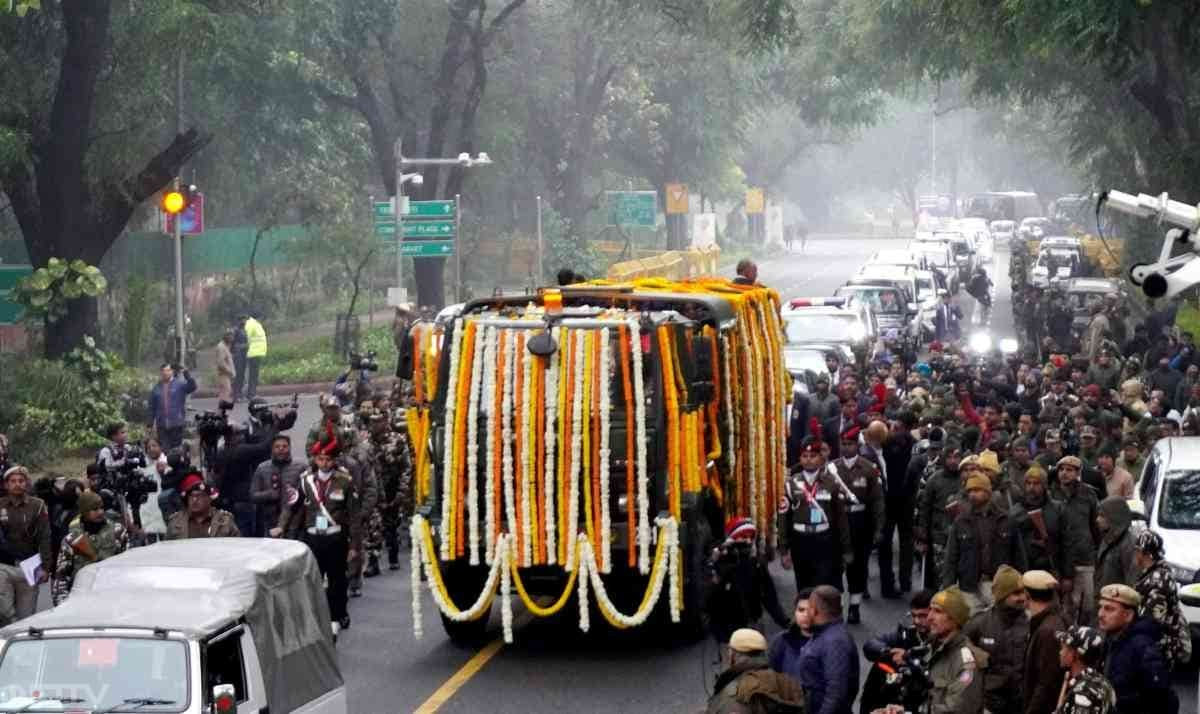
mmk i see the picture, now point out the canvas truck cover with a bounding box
[0,538,342,713]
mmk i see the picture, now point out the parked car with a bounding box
[783,346,834,396]
[837,269,924,351]
[1131,437,1200,641]
[989,219,1016,249]
[908,240,961,294]
[782,297,878,369]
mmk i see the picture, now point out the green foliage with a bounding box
[259,326,398,386]
[12,258,107,324]
[119,277,156,365]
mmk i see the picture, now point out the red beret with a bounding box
[1083,384,1102,397]
[841,427,861,442]
[179,473,207,495]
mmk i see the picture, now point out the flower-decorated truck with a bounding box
[402,280,790,643]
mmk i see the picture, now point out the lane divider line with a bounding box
[412,611,533,713]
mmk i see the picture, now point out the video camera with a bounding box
[195,400,234,447]
[349,350,379,372]
[95,445,157,504]
[248,394,299,429]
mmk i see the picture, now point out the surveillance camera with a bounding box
[476,152,491,164]
[410,174,424,186]
[457,152,471,165]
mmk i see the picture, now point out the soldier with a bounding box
[1055,626,1118,714]
[1131,529,1191,670]
[0,465,51,624]
[1011,466,1068,578]
[343,412,379,597]
[165,472,241,539]
[941,467,1026,613]
[915,440,964,590]
[924,587,988,714]
[963,565,1028,714]
[367,407,413,573]
[1052,456,1100,625]
[276,437,359,636]
[777,437,852,595]
[51,490,127,606]
[835,427,883,623]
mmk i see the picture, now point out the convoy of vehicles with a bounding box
[964,191,1043,222]
[0,539,346,714]
[782,296,878,367]
[1058,277,1126,337]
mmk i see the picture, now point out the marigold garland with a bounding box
[543,327,560,566]
[482,327,498,563]
[465,321,486,565]
[618,324,636,570]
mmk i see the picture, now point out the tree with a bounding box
[0,1,210,356]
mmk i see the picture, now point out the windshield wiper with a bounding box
[92,698,175,713]
[4,697,85,713]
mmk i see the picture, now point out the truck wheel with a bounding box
[672,517,711,640]
[438,563,493,647]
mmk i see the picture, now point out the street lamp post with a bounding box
[392,139,492,305]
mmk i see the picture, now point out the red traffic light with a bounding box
[161,190,188,215]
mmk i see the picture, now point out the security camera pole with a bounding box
[393,139,492,305]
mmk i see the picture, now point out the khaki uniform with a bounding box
[836,457,884,604]
[164,509,241,539]
[926,631,988,714]
[52,516,127,605]
[0,495,51,624]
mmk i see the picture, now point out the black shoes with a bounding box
[848,604,861,625]
[339,616,351,630]
[364,556,381,578]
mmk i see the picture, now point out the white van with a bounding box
[0,539,346,714]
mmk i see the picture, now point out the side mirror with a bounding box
[212,684,236,714]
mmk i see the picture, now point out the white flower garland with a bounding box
[440,319,466,561]
[631,319,651,574]
[500,532,514,643]
[410,515,504,631]
[483,327,498,564]
[466,321,486,565]
[411,519,423,639]
[721,334,736,478]
[576,517,680,632]
[543,327,560,565]
[565,329,585,572]
[739,324,758,529]
[521,335,535,567]
[502,331,518,543]
[598,327,613,573]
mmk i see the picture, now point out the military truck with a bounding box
[402,281,790,643]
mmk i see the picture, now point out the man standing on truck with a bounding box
[778,437,852,596]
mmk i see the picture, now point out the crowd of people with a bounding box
[708,258,1192,713]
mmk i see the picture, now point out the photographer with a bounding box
[246,397,298,444]
[96,422,134,474]
[860,590,935,714]
[146,363,197,451]
[704,518,790,647]
[217,419,285,537]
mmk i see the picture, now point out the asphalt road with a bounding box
[188,236,1198,714]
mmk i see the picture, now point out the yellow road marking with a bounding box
[412,613,531,713]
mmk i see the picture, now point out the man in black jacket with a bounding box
[1098,584,1178,714]
[217,423,282,537]
[877,414,916,597]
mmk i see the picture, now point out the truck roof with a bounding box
[461,285,739,327]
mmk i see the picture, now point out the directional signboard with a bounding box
[607,191,657,228]
[407,200,456,218]
[374,200,396,238]
[400,240,454,257]
[403,220,455,238]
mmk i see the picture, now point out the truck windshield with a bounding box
[0,638,187,712]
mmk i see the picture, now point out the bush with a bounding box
[258,326,398,386]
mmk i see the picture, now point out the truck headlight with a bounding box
[999,338,1018,355]
[968,332,992,353]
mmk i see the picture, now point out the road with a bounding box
[190,236,1197,713]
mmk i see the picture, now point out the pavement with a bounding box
[186,236,1198,714]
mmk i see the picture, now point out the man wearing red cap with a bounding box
[276,437,360,634]
[705,517,789,645]
[777,436,851,596]
[835,427,883,624]
[165,471,240,540]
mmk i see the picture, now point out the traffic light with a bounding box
[161,186,191,215]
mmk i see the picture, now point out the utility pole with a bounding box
[171,179,186,365]
[394,139,405,304]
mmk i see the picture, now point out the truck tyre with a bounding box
[438,562,493,647]
[673,516,711,640]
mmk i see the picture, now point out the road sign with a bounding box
[607,191,657,228]
[375,222,397,238]
[163,193,205,235]
[374,201,394,219]
[403,221,455,238]
[745,188,765,215]
[400,240,454,257]
[0,265,32,325]
[407,200,456,218]
[665,184,689,214]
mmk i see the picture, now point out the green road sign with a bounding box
[374,222,397,237]
[403,221,455,238]
[408,200,456,218]
[607,191,657,228]
[400,240,454,257]
[0,265,32,325]
[373,201,394,220]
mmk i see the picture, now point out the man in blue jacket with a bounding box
[147,363,197,451]
[1097,583,1178,714]
[797,585,859,714]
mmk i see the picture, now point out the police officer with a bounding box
[1011,466,1068,578]
[51,490,127,605]
[836,427,883,623]
[1052,455,1100,625]
[962,566,1028,714]
[925,587,988,713]
[915,439,964,590]
[165,472,240,539]
[1056,626,1117,714]
[778,436,851,595]
[279,437,359,635]
[0,465,51,624]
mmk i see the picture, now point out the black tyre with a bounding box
[438,562,493,647]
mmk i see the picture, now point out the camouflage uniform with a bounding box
[1134,531,1192,669]
[52,516,127,605]
[343,427,379,594]
[370,411,413,569]
[1058,667,1117,714]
